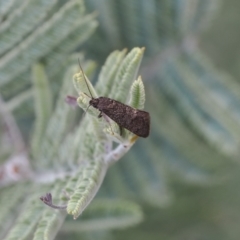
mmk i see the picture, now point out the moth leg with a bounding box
[98,111,103,118]
[119,125,123,136]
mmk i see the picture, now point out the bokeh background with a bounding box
[1,0,240,239]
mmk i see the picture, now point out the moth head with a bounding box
[89,98,99,108]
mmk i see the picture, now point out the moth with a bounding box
[79,61,150,138]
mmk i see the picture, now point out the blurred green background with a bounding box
[201,0,240,81]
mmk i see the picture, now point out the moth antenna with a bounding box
[83,92,91,99]
[81,104,91,120]
[78,58,93,99]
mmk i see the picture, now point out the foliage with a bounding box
[1,0,240,240]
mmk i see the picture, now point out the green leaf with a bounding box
[96,49,127,96]
[67,159,108,219]
[109,47,145,103]
[31,63,53,160]
[63,199,143,231]
[36,64,77,169]
[128,76,146,109]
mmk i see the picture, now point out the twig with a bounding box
[105,142,133,166]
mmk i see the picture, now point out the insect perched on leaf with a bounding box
[78,60,150,138]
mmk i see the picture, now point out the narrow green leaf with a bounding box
[73,69,98,98]
[96,49,127,96]
[67,160,108,219]
[109,47,145,102]
[63,199,143,231]
[36,64,77,169]
[31,63,52,160]
[128,76,146,109]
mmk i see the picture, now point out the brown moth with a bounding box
[79,61,150,138]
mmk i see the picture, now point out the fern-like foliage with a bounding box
[1,0,240,239]
[0,47,146,239]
